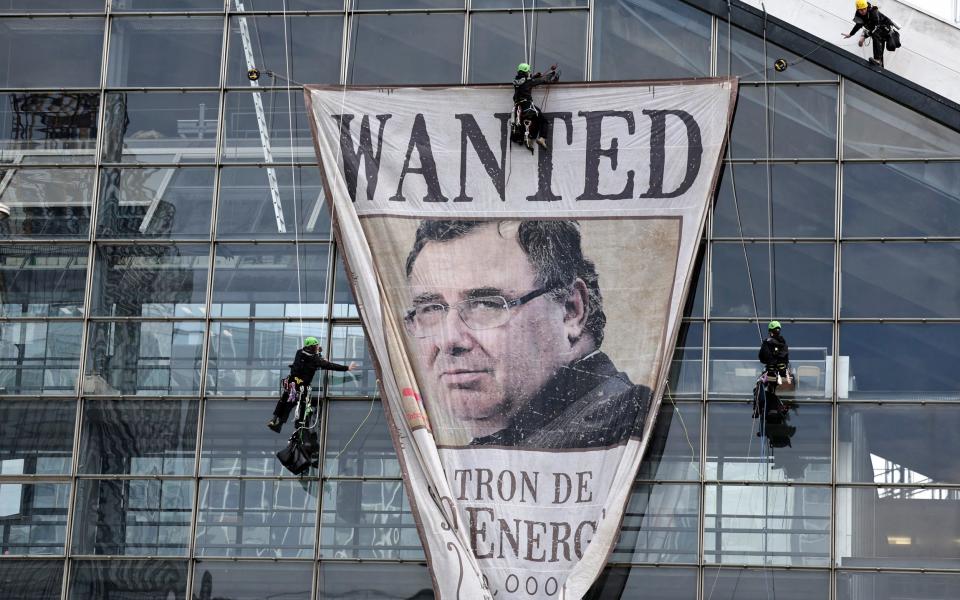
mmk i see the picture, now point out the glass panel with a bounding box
[200,399,318,477]
[592,0,710,81]
[211,243,329,317]
[195,479,317,558]
[843,162,960,237]
[84,321,204,395]
[69,560,188,600]
[586,567,697,600]
[710,242,834,318]
[318,563,433,600]
[709,322,833,400]
[0,482,70,555]
[230,0,343,8]
[221,90,315,163]
[837,571,960,600]
[0,169,94,239]
[90,244,209,317]
[636,402,701,480]
[844,82,960,159]
[707,402,831,482]
[0,18,103,87]
[837,486,960,568]
[0,321,81,395]
[0,560,63,600]
[705,484,830,566]
[192,561,312,600]
[226,15,342,86]
[611,483,699,563]
[96,168,215,238]
[0,95,99,164]
[356,0,462,6]
[0,244,87,316]
[0,1,103,12]
[217,166,330,240]
[100,93,220,164]
[667,322,702,399]
[468,11,587,83]
[71,479,193,556]
[114,0,224,10]
[838,404,960,485]
[331,254,358,318]
[349,14,463,85]
[323,400,399,477]
[319,480,422,560]
[207,321,326,396]
[327,324,376,397]
[718,25,835,82]
[107,17,223,87]
[474,0,586,6]
[839,323,960,401]
[842,242,960,318]
[78,399,198,476]
[702,568,829,600]
[712,163,836,238]
[730,84,838,159]
[0,400,75,475]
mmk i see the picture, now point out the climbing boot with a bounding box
[267,417,282,433]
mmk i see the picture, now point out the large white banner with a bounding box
[306,80,736,599]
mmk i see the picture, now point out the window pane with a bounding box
[469,11,586,83]
[69,560,188,600]
[844,82,960,159]
[101,93,220,164]
[72,479,193,556]
[0,560,63,600]
[587,567,697,600]
[91,244,209,317]
[229,0,343,8]
[320,480,422,560]
[843,162,960,237]
[707,403,831,482]
[712,163,836,238]
[705,484,830,566]
[356,0,462,6]
[837,571,960,600]
[114,0,224,10]
[331,255,358,318]
[684,249,705,318]
[318,563,434,600]
[0,1,103,12]
[611,483,699,563]
[96,168,215,238]
[0,94,99,164]
[666,322,702,399]
[85,321,204,395]
[474,0,586,6]
[226,15,342,86]
[0,169,94,239]
[730,84,838,159]
[221,90,315,163]
[0,400,75,475]
[107,17,223,87]
[200,399,317,477]
[837,486,960,568]
[842,242,960,318]
[718,25,835,82]
[78,399,198,476]
[211,243,329,317]
[0,18,103,87]
[709,322,832,400]
[192,561,312,600]
[710,242,834,318]
[838,404,960,485]
[217,166,330,240]
[0,244,87,317]
[0,482,70,555]
[327,325,377,397]
[592,0,710,81]
[840,323,960,401]
[0,321,81,395]
[636,402,701,480]
[207,321,326,396]
[323,400,399,477]
[702,568,829,600]
[195,479,317,558]
[349,14,463,85]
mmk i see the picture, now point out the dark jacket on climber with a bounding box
[512,62,558,150]
[268,336,354,433]
[843,1,897,66]
[758,321,790,377]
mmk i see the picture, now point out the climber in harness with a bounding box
[842,0,900,67]
[753,321,796,446]
[511,62,559,153]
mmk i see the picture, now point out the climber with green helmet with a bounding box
[512,61,559,152]
[268,336,357,433]
[759,320,791,387]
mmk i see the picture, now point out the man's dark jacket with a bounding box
[758,334,789,369]
[849,5,894,38]
[471,351,651,449]
[289,348,349,386]
[512,70,558,106]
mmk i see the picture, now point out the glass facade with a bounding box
[0,1,958,599]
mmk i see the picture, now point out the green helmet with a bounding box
[768,320,782,331]
[303,336,320,347]
[517,62,531,73]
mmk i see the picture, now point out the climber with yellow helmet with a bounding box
[842,0,899,67]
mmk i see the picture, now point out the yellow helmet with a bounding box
[856,0,868,9]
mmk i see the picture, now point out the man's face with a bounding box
[406,224,582,429]
[857,7,867,14]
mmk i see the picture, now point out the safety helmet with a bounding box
[303,336,320,347]
[517,62,531,73]
[768,320,782,331]
[855,0,868,9]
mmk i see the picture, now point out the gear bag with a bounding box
[886,28,901,51]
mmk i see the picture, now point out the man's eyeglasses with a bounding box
[403,286,554,339]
